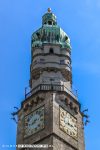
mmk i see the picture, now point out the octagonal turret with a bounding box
[30,8,72,94]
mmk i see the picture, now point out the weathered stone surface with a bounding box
[16,9,85,150]
[17,91,85,150]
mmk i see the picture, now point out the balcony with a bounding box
[25,84,77,100]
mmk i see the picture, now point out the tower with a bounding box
[16,8,85,150]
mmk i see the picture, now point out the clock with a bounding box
[24,106,44,137]
[60,107,78,139]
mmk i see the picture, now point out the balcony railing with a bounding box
[25,84,77,99]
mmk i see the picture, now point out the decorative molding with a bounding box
[23,96,44,112]
[30,67,72,82]
[32,53,71,62]
[60,97,79,114]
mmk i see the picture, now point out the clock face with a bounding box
[24,106,44,137]
[60,107,78,139]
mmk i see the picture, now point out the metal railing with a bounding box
[25,84,77,99]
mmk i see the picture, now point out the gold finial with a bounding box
[48,8,51,13]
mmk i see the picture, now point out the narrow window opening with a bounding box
[48,21,52,25]
[49,48,54,54]
[60,60,65,65]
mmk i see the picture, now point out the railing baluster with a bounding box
[25,84,77,99]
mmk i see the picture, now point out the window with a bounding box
[65,35,68,41]
[50,78,55,81]
[56,35,59,42]
[60,60,65,65]
[48,21,52,25]
[40,59,44,61]
[53,22,55,25]
[40,59,45,63]
[49,48,54,54]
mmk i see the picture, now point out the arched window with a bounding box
[48,21,52,25]
[49,48,54,54]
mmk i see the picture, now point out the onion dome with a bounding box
[31,8,71,50]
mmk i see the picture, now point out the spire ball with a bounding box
[48,8,51,13]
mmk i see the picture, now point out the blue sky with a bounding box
[0,0,100,149]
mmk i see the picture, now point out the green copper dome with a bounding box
[31,8,71,49]
[42,8,57,25]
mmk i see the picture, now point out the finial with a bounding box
[48,8,51,13]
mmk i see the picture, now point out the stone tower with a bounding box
[16,8,85,150]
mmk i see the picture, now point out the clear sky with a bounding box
[0,0,100,150]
